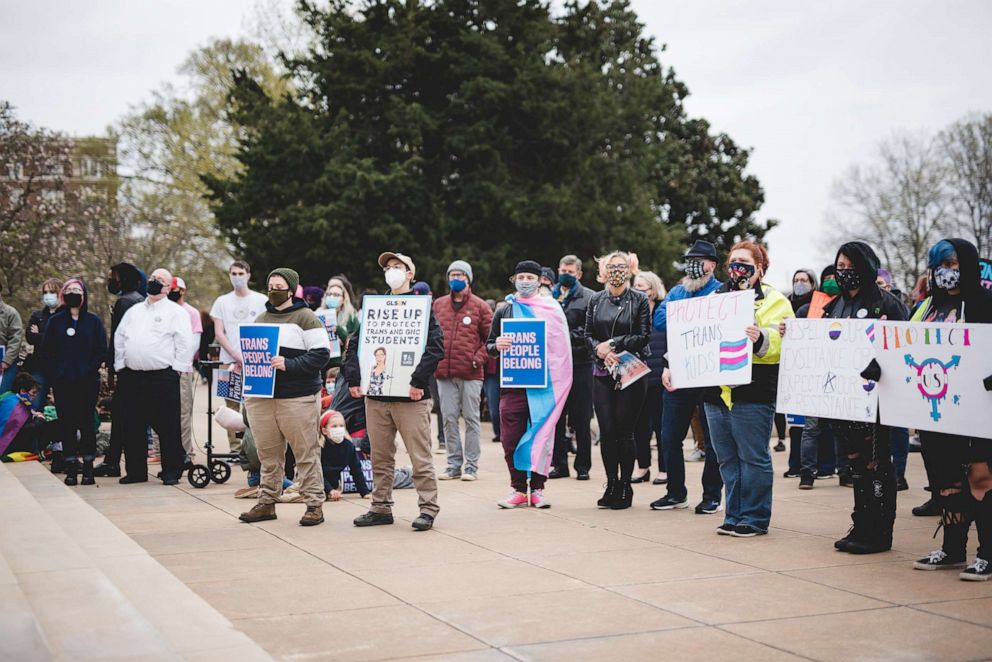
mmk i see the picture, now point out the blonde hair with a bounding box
[325,278,357,326]
[595,251,639,284]
[634,271,666,302]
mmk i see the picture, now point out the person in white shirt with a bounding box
[114,268,194,485]
[209,260,268,453]
[168,276,203,463]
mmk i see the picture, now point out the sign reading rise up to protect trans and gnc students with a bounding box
[239,324,281,398]
[500,318,547,388]
[666,290,755,389]
[777,318,878,423]
[358,295,431,398]
[875,321,992,439]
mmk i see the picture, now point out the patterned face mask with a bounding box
[684,259,706,280]
[835,268,861,292]
[727,262,756,290]
[934,267,960,290]
[606,264,629,287]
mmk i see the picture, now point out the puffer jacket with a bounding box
[584,288,651,367]
[433,292,493,381]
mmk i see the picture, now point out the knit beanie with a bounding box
[447,260,473,283]
[268,268,300,293]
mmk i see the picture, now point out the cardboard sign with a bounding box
[777,318,878,423]
[239,324,281,398]
[358,296,431,398]
[500,318,547,388]
[666,290,755,389]
[316,312,342,359]
[213,368,244,402]
[980,258,992,292]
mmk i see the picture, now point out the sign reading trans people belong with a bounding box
[875,321,992,439]
[777,318,878,423]
[239,324,281,398]
[500,318,547,388]
[666,290,755,389]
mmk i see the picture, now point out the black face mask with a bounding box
[63,292,83,308]
[835,268,861,293]
[146,280,165,295]
[167,290,182,303]
[107,279,121,295]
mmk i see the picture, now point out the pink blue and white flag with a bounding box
[719,338,749,372]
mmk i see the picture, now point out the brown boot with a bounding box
[300,504,324,527]
[239,502,277,523]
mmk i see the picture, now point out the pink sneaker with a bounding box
[530,489,551,509]
[498,491,528,509]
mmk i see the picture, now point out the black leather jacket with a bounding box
[583,288,651,367]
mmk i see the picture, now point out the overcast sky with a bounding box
[2,0,990,289]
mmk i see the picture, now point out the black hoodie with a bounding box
[917,238,992,324]
[41,279,107,383]
[823,241,908,322]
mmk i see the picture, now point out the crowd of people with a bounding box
[0,234,990,582]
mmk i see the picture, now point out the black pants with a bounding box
[52,379,99,458]
[921,432,992,559]
[552,363,593,472]
[118,368,184,481]
[593,375,647,482]
[105,383,125,467]
[634,381,664,471]
[774,412,786,442]
[832,420,892,475]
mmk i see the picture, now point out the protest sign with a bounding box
[612,351,650,390]
[980,258,992,292]
[777,318,878,422]
[316,311,342,359]
[239,324,281,398]
[358,295,431,398]
[213,368,243,402]
[876,321,992,439]
[500,318,547,388]
[666,289,755,389]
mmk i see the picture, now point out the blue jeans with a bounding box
[30,371,49,411]
[0,363,17,394]
[890,427,909,477]
[799,417,837,475]
[483,374,501,440]
[705,400,776,532]
[662,388,722,503]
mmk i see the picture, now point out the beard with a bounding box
[682,273,711,292]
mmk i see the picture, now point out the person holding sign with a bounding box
[345,252,444,532]
[822,241,908,554]
[699,241,793,537]
[909,238,992,580]
[313,276,360,370]
[584,251,651,510]
[488,260,573,509]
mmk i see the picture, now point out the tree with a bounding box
[940,113,992,256]
[206,0,771,295]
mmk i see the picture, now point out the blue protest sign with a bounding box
[239,324,281,398]
[500,318,547,388]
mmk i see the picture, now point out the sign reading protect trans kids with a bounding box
[500,318,547,388]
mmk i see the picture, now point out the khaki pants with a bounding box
[245,394,323,507]
[366,398,439,517]
[179,371,195,457]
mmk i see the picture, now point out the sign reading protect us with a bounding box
[500,318,547,388]
[239,324,281,398]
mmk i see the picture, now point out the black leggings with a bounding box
[593,376,647,482]
[921,432,992,558]
[52,379,99,459]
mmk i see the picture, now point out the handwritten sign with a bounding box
[239,324,281,398]
[876,321,992,438]
[666,290,755,388]
[500,318,547,388]
[777,318,878,422]
[358,296,431,398]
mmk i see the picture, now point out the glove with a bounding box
[860,358,881,382]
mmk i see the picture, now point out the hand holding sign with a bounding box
[240,324,281,398]
[500,318,548,388]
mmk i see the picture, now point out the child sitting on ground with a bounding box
[319,410,370,501]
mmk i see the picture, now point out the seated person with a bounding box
[1,373,53,459]
[320,410,370,501]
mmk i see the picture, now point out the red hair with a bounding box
[727,240,769,274]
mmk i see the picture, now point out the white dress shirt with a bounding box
[114,297,194,373]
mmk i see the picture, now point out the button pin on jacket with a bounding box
[462,316,471,325]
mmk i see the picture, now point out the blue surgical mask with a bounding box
[324,295,340,309]
[42,293,58,308]
[449,279,467,293]
[558,273,577,288]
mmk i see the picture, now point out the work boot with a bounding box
[63,458,79,486]
[299,505,324,527]
[846,467,896,555]
[80,457,96,486]
[597,478,618,509]
[354,510,394,527]
[239,502,277,523]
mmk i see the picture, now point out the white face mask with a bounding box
[326,426,346,443]
[384,267,408,290]
[230,275,248,290]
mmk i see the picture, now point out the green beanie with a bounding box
[267,267,300,294]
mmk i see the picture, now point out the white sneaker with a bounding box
[438,471,461,480]
[529,489,551,508]
[498,491,529,509]
[461,473,477,481]
[688,449,706,462]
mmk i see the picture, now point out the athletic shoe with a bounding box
[650,495,689,510]
[716,523,735,535]
[913,550,966,571]
[897,475,909,491]
[688,449,705,462]
[694,499,722,514]
[799,471,815,490]
[783,468,801,478]
[912,498,940,517]
[814,470,835,480]
[498,491,529,509]
[773,441,786,452]
[438,471,461,480]
[730,525,767,537]
[960,558,992,581]
[460,472,477,482]
[530,489,551,509]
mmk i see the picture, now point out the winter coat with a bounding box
[557,284,594,366]
[584,288,652,366]
[912,237,992,324]
[41,282,107,384]
[433,291,493,381]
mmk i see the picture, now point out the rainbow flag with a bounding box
[719,338,749,372]
[0,391,32,456]
[509,294,573,477]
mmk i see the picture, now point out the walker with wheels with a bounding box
[187,360,239,488]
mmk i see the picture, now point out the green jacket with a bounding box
[0,302,24,368]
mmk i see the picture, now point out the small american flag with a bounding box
[214,369,243,402]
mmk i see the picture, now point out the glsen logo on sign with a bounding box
[500,318,547,388]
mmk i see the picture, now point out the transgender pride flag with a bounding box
[719,338,750,372]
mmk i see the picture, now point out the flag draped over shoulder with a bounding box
[509,295,573,476]
[0,392,32,456]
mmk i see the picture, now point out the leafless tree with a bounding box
[939,112,992,256]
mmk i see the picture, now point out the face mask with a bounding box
[792,282,812,297]
[727,262,756,290]
[326,426,346,443]
[834,268,861,292]
[934,267,960,291]
[167,290,182,303]
[515,280,539,297]
[306,300,320,311]
[268,289,290,306]
[449,279,467,293]
[684,259,707,280]
[324,295,340,309]
[384,267,408,290]
[558,273,577,288]
[325,380,335,393]
[107,279,121,296]
[42,293,58,308]
[230,275,248,290]
[606,265,629,288]
[821,279,840,296]
[63,292,83,308]
[146,280,165,296]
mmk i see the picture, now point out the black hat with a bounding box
[540,266,557,284]
[683,240,718,261]
[513,260,542,277]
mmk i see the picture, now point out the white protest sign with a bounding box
[358,295,431,398]
[666,289,755,389]
[777,318,878,422]
[876,321,992,439]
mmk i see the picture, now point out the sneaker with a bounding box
[814,470,835,480]
[299,505,324,527]
[773,441,786,452]
[498,491,529,509]
[913,550,966,571]
[694,499,722,514]
[438,471,461,480]
[730,524,767,538]
[783,468,801,478]
[688,449,705,462]
[530,489,551,508]
[839,474,855,488]
[650,495,689,510]
[239,502,277,523]
[912,498,940,517]
[799,471,815,490]
[716,523,735,535]
[960,558,992,581]
[896,475,909,491]
[234,486,259,499]
[460,472,477,482]
[412,513,435,531]
[353,511,394,527]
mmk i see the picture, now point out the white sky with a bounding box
[2,0,990,289]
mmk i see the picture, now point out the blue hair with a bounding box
[928,240,956,269]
